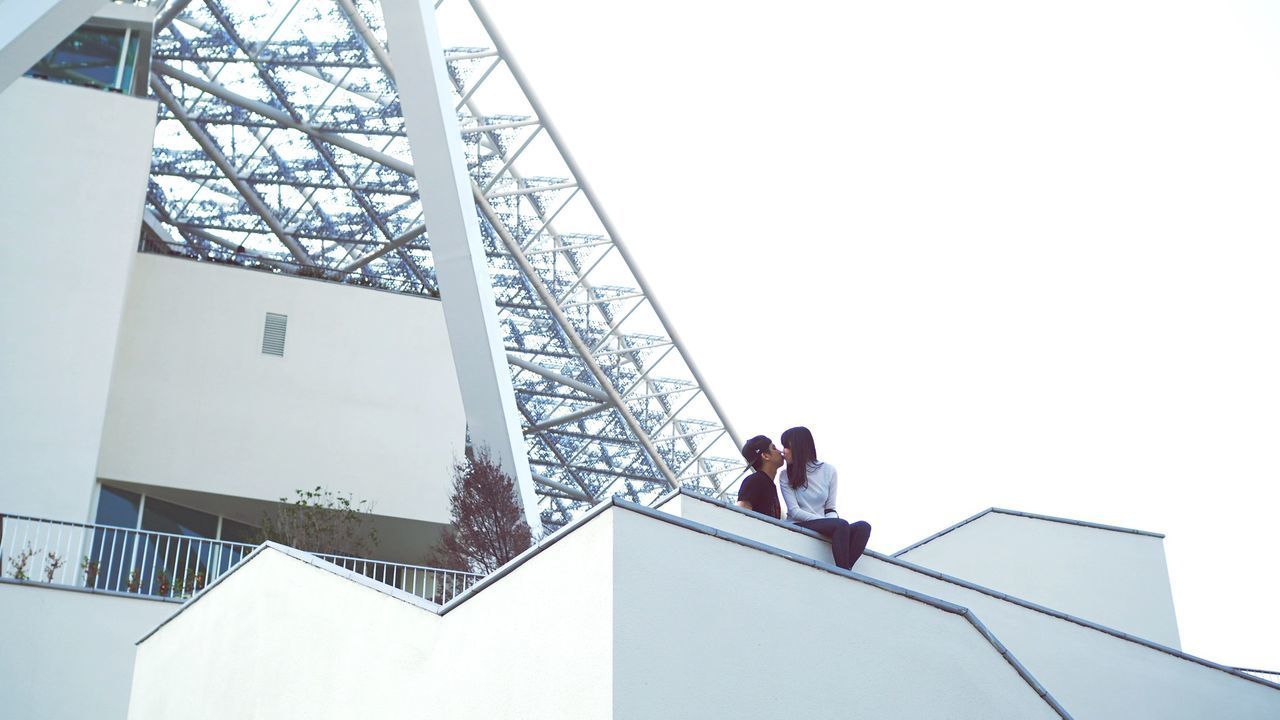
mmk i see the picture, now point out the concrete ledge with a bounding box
[665,488,1279,694]
[894,507,1164,559]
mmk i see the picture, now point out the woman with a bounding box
[779,426,872,570]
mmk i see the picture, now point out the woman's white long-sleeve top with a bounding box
[779,461,839,522]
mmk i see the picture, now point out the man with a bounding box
[736,435,783,520]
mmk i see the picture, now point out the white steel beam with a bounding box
[462,117,539,134]
[475,186,680,489]
[341,223,426,273]
[469,0,744,454]
[151,75,317,267]
[485,180,577,199]
[153,63,415,176]
[0,0,105,94]
[530,473,592,503]
[524,402,612,434]
[506,354,608,402]
[378,0,539,528]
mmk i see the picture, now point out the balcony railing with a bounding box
[0,513,481,605]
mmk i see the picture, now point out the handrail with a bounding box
[0,512,480,604]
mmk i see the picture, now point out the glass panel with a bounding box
[215,519,259,576]
[87,525,136,592]
[94,485,141,528]
[119,32,141,94]
[213,543,252,577]
[220,518,260,544]
[141,497,218,539]
[26,26,128,92]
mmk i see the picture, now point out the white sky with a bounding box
[482,0,1280,669]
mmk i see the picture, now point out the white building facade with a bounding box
[2,1,1278,718]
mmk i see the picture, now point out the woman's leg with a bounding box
[846,521,872,568]
[798,518,854,570]
[831,522,853,569]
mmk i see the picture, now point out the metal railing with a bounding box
[313,552,482,605]
[0,513,481,605]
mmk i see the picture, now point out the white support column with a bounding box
[0,0,105,94]
[378,0,540,529]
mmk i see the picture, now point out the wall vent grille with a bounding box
[262,313,287,356]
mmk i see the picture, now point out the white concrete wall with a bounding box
[425,511,615,719]
[0,582,174,720]
[128,547,442,720]
[129,516,615,720]
[864,554,1280,719]
[0,78,156,523]
[98,254,468,525]
[611,508,1060,720]
[662,495,1280,719]
[126,505,1058,719]
[897,511,1181,647]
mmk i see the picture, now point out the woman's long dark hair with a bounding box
[781,426,820,490]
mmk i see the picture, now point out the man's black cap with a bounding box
[741,435,772,467]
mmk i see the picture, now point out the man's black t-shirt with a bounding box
[738,471,781,519]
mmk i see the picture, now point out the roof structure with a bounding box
[140,0,747,528]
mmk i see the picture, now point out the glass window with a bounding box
[90,486,141,592]
[119,29,140,94]
[95,485,141,528]
[141,497,218,539]
[220,518,261,544]
[24,25,143,94]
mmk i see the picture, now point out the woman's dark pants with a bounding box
[798,518,872,570]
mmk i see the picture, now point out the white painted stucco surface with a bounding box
[128,547,442,720]
[424,510,615,719]
[662,494,1280,719]
[128,506,1059,719]
[129,516,614,720]
[608,508,1060,719]
[896,510,1181,647]
[98,253,467,525]
[0,78,156,523]
[0,582,174,720]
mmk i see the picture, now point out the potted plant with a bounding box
[183,566,207,595]
[6,545,35,581]
[81,557,99,587]
[42,552,64,583]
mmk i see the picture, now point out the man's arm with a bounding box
[737,477,756,513]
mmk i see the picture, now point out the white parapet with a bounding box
[606,507,1063,719]
[128,546,446,719]
[0,581,175,720]
[128,503,1064,719]
[659,491,1280,719]
[894,507,1181,648]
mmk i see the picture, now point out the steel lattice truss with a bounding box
[144,0,746,529]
